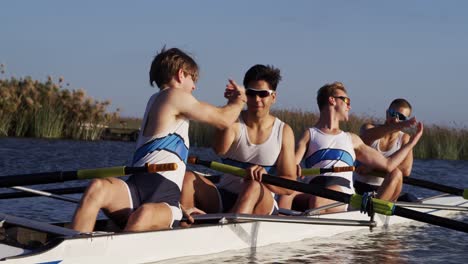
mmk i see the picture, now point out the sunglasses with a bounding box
[387,109,408,121]
[246,88,275,98]
[333,96,351,106]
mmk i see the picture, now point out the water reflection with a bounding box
[0,138,467,263]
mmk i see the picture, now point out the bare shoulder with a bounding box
[282,122,294,136]
[348,132,364,146]
[361,123,375,129]
[401,132,411,144]
[360,122,375,134]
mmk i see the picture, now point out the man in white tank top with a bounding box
[278,82,424,214]
[71,47,246,233]
[181,64,296,216]
[354,99,417,201]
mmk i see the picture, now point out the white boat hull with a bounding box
[1,195,466,263]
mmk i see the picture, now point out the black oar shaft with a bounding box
[403,177,463,196]
[191,158,468,233]
[260,172,352,204]
[0,163,177,188]
[394,206,468,233]
[0,171,78,188]
[265,174,468,233]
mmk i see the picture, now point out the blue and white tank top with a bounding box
[131,92,189,191]
[217,116,284,193]
[303,127,355,194]
[355,131,404,186]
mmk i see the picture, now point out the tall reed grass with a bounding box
[0,75,119,140]
[187,109,468,160]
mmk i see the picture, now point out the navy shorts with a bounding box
[125,173,181,226]
[353,180,379,195]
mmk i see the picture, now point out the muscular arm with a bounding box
[354,122,423,172]
[213,121,240,155]
[295,130,310,165]
[265,124,297,195]
[174,82,245,130]
[360,118,416,145]
[396,134,413,176]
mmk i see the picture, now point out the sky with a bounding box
[1,0,467,127]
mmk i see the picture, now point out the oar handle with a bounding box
[302,166,355,176]
[0,163,179,187]
[147,163,178,173]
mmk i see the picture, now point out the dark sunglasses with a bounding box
[387,109,408,121]
[246,88,275,98]
[333,96,351,106]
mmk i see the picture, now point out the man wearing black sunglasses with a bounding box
[181,64,296,217]
[355,99,417,201]
[279,83,423,213]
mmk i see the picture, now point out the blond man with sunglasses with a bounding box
[278,83,423,213]
[354,99,417,201]
[181,64,296,217]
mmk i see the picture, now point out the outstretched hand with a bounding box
[402,117,418,129]
[224,79,246,103]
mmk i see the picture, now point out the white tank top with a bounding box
[303,127,356,194]
[132,92,189,190]
[217,116,284,193]
[355,131,405,186]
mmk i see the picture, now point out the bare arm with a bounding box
[264,124,297,195]
[213,121,240,155]
[360,117,417,145]
[396,133,413,176]
[354,122,423,172]
[295,130,310,165]
[176,80,246,129]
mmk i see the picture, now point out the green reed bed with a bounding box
[0,76,119,140]
[187,108,468,160]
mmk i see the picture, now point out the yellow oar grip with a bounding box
[147,163,178,173]
[302,168,321,176]
[77,166,126,179]
[210,162,247,177]
[463,189,468,200]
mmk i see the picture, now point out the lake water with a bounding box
[0,137,467,263]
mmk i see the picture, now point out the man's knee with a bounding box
[83,179,109,203]
[183,170,197,183]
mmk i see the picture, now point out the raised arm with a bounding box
[354,122,423,172]
[396,133,413,176]
[176,79,246,129]
[360,117,417,145]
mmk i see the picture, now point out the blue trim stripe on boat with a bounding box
[305,149,354,167]
[132,133,188,165]
[38,261,62,264]
[222,158,277,174]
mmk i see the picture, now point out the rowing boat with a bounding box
[0,194,466,264]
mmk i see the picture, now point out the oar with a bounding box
[0,186,85,200]
[0,163,178,188]
[367,170,468,200]
[302,166,355,176]
[188,157,468,234]
[9,186,80,203]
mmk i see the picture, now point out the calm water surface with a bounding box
[0,137,467,263]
